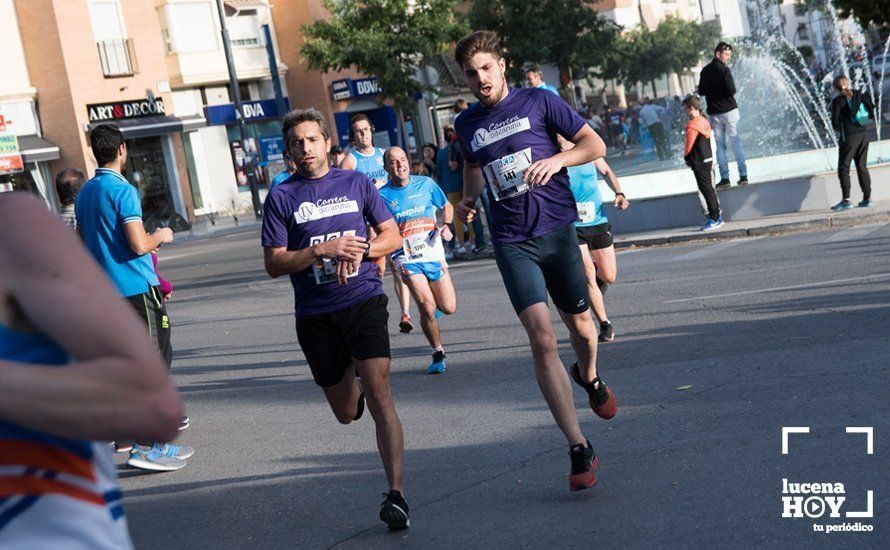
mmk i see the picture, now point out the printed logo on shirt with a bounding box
[294,197,359,224]
[471,116,531,152]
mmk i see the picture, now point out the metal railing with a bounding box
[97,38,138,77]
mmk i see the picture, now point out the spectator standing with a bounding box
[639,98,670,160]
[421,142,438,180]
[525,64,559,95]
[830,75,875,211]
[682,96,723,231]
[54,168,85,229]
[697,42,748,187]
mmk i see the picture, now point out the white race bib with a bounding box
[483,147,532,201]
[576,201,599,224]
[402,231,434,261]
[312,257,359,285]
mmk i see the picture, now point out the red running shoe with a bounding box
[571,363,618,419]
[568,440,599,491]
[399,313,414,333]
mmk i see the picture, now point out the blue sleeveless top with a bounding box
[0,323,132,547]
[350,147,387,188]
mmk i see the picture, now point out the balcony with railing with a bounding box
[97,38,138,78]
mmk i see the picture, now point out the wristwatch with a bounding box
[615,192,626,198]
[362,241,371,260]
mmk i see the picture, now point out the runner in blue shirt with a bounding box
[340,113,415,333]
[269,156,296,190]
[525,65,560,95]
[453,30,617,492]
[262,108,410,531]
[562,138,630,343]
[379,147,457,374]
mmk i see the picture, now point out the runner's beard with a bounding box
[477,77,506,107]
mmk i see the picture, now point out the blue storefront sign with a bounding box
[330,78,382,101]
[259,135,285,166]
[204,98,290,126]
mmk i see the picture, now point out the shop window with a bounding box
[227,13,261,48]
[162,2,218,53]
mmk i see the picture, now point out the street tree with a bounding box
[817,0,890,28]
[301,0,466,120]
[469,0,619,88]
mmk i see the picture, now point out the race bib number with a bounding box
[402,231,435,261]
[309,231,359,285]
[483,147,532,201]
[576,202,599,224]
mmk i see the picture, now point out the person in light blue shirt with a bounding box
[562,138,629,343]
[76,124,192,472]
[526,65,559,95]
[269,155,296,190]
[378,147,456,375]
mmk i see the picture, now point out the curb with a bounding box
[173,222,261,244]
[615,211,890,249]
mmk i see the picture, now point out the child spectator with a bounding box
[683,95,723,231]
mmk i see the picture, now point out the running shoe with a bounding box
[445,250,455,261]
[179,415,190,431]
[354,391,365,421]
[858,199,873,208]
[112,442,133,453]
[715,179,731,188]
[399,313,414,333]
[568,440,599,492]
[380,490,410,530]
[570,363,618,420]
[127,444,187,471]
[149,443,195,460]
[435,308,443,320]
[598,321,615,342]
[737,176,749,186]
[428,349,446,374]
[701,217,724,231]
[831,200,854,211]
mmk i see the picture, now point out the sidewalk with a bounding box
[172,200,890,253]
[614,200,890,248]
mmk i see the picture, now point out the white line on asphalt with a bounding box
[670,236,763,261]
[824,223,885,243]
[664,272,890,303]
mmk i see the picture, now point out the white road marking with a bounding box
[665,272,890,303]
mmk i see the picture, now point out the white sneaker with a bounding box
[157,443,195,460]
[127,444,187,471]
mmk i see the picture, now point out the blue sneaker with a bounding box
[435,309,443,320]
[858,199,873,208]
[701,217,724,231]
[158,443,195,460]
[428,349,446,374]
[127,444,187,471]
[831,200,854,211]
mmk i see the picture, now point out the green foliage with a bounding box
[468,0,620,84]
[806,0,890,27]
[301,0,467,111]
[610,17,720,88]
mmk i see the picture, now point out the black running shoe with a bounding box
[715,179,731,188]
[737,176,749,186]
[568,440,599,491]
[354,391,365,421]
[179,416,190,431]
[570,363,618,419]
[598,321,614,342]
[380,490,410,530]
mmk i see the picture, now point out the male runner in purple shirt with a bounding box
[453,31,618,492]
[261,108,410,530]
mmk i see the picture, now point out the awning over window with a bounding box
[18,135,61,163]
[87,115,206,139]
[224,0,268,11]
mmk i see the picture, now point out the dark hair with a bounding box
[443,126,455,142]
[349,113,372,129]
[525,64,543,77]
[54,168,85,206]
[715,42,732,53]
[89,124,124,166]
[832,75,853,99]
[422,142,438,155]
[455,30,502,68]
[330,145,343,155]
[281,108,330,141]
[410,160,429,176]
[682,95,702,111]
[453,98,469,113]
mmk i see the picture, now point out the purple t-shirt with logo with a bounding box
[454,87,586,244]
[261,168,393,317]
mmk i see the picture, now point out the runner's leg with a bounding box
[355,357,404,493]
[556,306,599,383]
[428,271,457,315]
[386,256,412,316]
[579,245,607,324]
[321,367,362,424]
[518,303,586,447]
[404,274,442,349]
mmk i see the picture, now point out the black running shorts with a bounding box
[295,294,391,387]
[494,224,590,315]
[576,223,613,250]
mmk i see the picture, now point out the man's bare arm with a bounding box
[339,154,357,170]
[124,220,173,255]
[0,194,182,443]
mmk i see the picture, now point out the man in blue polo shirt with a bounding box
[454,31,618,493]
[76,124,193,472]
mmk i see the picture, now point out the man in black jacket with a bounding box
[697,42,748,188]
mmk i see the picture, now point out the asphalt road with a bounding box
[121,224,888,549]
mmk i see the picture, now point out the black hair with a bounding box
[54,168,86,206]
[89,124,124,166]
[282,108,331,141]
[715,42,732,53]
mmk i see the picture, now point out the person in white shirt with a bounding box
[638,97,669,160]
